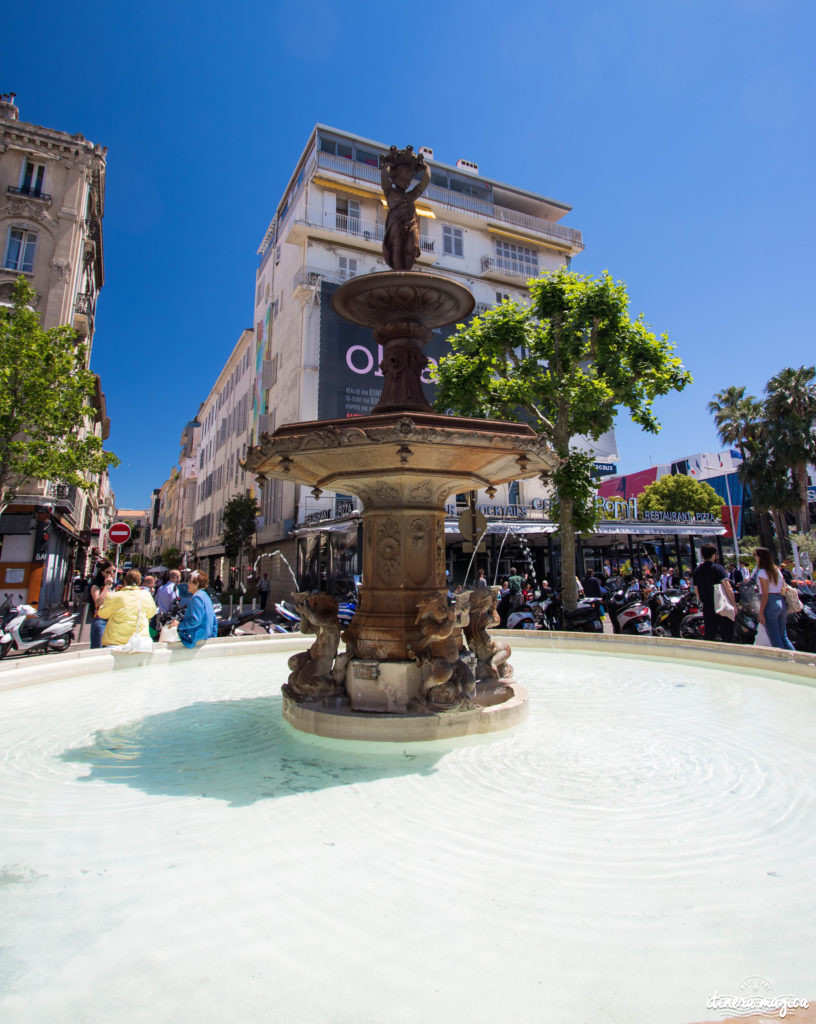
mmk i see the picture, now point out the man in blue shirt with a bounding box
[156,570,181,614]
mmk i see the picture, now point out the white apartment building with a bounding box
[0,93,112,605]
[193,329,255,577]
[249,126,614,590]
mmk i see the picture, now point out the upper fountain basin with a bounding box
[245,411,559,497]
[331,271,475,330]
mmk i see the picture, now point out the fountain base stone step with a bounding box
[346,658,423,712]
[282,683,529,743]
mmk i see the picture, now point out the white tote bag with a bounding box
[755,623,772,647]
[714,582,736,620]
[110,603,154,654]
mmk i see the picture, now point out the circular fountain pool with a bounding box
[1,642,814,1024]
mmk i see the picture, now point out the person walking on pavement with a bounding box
[692,544,735,642]
[474,568,488,590]
[755,547,795,651]
[257,572,271,612]
[581,568,603,599]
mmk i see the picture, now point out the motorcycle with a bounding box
[605,577,652,636]
[270,599,302,632]
[648,589,687,638]
[337,593,357,630]
[560,595,605,633]
[0,599,78,658]
[733,581,759,645]
[506,603,539,630]
[217,607,268,637]
[785,582,816,653]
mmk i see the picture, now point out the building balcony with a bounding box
[73,292,94,337]
[287,207,435,261]
[45,481,78,513]
[480,255,540,283]
[7,184,51,203]
[314,150,583,252]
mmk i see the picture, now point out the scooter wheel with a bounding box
[0,640,12,659]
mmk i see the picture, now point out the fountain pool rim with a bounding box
[2,629,814,716]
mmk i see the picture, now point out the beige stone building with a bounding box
[0,93,112,606]
[192,329,255,582]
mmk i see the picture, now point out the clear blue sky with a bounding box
[4,0,814,507]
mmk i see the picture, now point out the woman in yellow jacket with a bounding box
[97,569,158,646]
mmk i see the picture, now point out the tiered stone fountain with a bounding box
[245,145,559,741]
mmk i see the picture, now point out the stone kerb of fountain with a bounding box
[244,143,560,742]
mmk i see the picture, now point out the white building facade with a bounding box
[249,126,610,591]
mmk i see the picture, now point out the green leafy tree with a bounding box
[764,366,816,533]
[639,474,725,514]
[222,493,261,579]
[161,546,182,569]
[0,277,118,513]
[433,268,691,608]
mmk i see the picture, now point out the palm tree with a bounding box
[708,386,778,550]
[765,366,816,532]
[707,386,762,459]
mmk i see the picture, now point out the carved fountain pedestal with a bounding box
[246,269,560,741]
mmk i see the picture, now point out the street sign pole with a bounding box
[107,522,132,580]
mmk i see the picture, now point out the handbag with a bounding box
[755,623,772,647]
[714,582,736,620]
[783,584,804,614]
[159,623,180,643]
[110,602,154,654]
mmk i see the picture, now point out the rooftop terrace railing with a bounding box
[315,151,583,249]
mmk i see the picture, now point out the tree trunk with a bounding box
[757,511,776,557]
[559,495,578,612]
[797,463,811,532]
[772,509,788,559]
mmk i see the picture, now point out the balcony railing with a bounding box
[315,150,583,249]
[45,481,77,510]
[480,255,539,281]
[299,207,383,243]
[74,292,93,314]
[296,207,434,253]
[7,184,52,202]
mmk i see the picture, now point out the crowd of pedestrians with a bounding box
[75,561,218,653]
[465,546,808,651]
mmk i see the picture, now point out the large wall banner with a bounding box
[317,281,459,420]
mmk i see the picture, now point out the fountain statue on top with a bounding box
[380,145,430,272]
[245,140,560,742]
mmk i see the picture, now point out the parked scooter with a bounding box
[217,607,267,637]
[506,604,538,630]
[337,593,357,630]
[648,589,687,637]
[785,581,816,652]
[270,599,302,631]
[560,595,605,633]
[605,577,652,635]
[732,581,759,645]
[0,599,78,658]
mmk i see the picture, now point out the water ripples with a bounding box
[1,650,815,1023]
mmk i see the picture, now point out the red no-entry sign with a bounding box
[109,522,132,545]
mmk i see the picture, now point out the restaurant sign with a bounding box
[594,496,720,523]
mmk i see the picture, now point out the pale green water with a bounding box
[1,650,814,1024]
